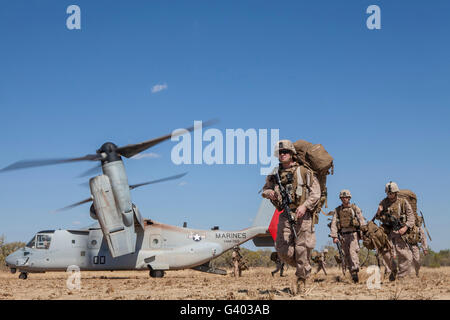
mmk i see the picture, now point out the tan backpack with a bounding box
[293,140,334,224]
[360,221,392,252]
[398,189,420,227]
[398,189,425,244]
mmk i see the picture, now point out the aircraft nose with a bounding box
[5,253,15,267]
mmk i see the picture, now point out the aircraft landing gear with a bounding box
[19,272,28,280]
[149,270,165,278]
[10,268,16,274]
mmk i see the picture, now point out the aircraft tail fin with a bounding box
[251,199,275,247]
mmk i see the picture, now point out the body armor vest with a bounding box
[380,197,407,227]
[278,164,311,210]
[336,204,360,230]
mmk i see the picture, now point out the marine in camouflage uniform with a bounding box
[375,182,415,281]
[411,220,429,277]
[231,246,242,277]
[329,190,366,283]
[262,140,321,294]
[312,249,328,275]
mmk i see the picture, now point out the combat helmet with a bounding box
[273,140,297,157]
[385,181,399,193]
[339,189,352,198]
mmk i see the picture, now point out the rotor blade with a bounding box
[78,181,90,188]
[116,119,218,158]
[52,196,93,213]
[0,154,103,173]
[77,163,103,178]
[129,172,187,190]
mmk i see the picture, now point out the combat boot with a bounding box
[351,271,359,283]
[295,278,306,295]
[389,269,397,282]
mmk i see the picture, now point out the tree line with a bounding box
[0,235,448,270]
[0,235,25,270]
[210,243,450,269]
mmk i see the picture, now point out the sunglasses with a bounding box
[279,150,292,155]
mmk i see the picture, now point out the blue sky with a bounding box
[0,1,449,251]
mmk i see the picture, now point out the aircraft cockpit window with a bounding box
[26,236,36,249]
[35,234,52,249]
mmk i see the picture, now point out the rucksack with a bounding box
[360,221,392,252]
[398,189,421,227]
[397,189,425,244]
[293,140,334,224]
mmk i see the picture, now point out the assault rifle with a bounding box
[274,171,297,239]
[381,210,413,250]
[336,233,347,275]
[328,234,346,275]
[420,210,432,242]
[383,212,404,231]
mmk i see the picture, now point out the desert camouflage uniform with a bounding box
[313,250,328,275]
[231,248,242,277]
[411,226,428,277]
[262,162,321,282]
[330,203,366,274]
[376,197,415,278]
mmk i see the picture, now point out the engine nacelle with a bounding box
[102,160,133,227]
[90,174,136,258]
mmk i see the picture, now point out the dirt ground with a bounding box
[0,266,449,300]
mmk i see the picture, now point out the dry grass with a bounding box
[0,266,449,300]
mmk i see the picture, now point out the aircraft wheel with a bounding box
[10,268,16,274]
[19,272,28,280]
[149,270,165,278]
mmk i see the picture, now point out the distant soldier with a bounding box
[262,140,321,294]
[312,249,328,275]
[375,182,415,281]
[231,246,248,277]
[270,251,285,277]
[411,218,429,277]
[329,190,366,283]
[231,246,243,277]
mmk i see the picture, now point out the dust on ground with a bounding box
[0,266,449,300]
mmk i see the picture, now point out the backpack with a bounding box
[398,189,425,244]
[398,189,421,227]
[360,221,392,252]
[293,140,334,224]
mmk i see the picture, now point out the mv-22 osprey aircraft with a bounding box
[2,122,274,279]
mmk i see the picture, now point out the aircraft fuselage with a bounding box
[5,219,266,274]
